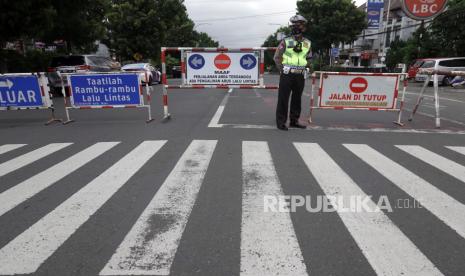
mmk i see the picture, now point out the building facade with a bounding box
[340,0,422,67]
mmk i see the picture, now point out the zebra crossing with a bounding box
[0,140,464,275]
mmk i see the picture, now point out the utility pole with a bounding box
[381,0,392,62]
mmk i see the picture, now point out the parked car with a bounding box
[415,57,465,85]
[172,65,182,78]
[47,55,121,95]
[407,58,428,79]
[121,63,161,85]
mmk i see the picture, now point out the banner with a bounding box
[69,74,141,107]
[319,74,399,109]
[186,51,260,85]
[367,0,384,29]
[0,75,46,108]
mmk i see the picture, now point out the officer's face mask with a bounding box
[291,22,306,36]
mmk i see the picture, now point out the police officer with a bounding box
[274,15,312,130]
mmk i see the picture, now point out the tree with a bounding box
[107,0,218,62]
[430,0,465,57]
[192,31,219,47]
[46,0,111,53]
[0,0,56,46]
[296,0,366,53]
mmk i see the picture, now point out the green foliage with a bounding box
[430,0,465,57]
[47,0,111,53]
[296,0,367,52]
[106,0,218,62]
[192,31,219,47]
[0,0,56,44]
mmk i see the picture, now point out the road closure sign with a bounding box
[186,51,259,85]
[0,75,46,108]
[319,74,399,109]
[69,73,141,107]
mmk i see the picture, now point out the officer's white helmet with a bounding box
[290,14,308,24]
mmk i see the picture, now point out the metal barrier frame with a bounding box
[58,71,153,124]
[308,71,408,126]
[409,69,465,128]
[160,47,278,120]
[0,72,61,125]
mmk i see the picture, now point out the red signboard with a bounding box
[350,77,368,93]
[214,54,231,70]
[402,0,448,20]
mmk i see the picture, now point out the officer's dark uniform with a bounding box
[274,35,312,130]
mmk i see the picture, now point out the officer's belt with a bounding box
[289,68,305,74]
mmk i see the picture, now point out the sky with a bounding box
[185,0,367,47]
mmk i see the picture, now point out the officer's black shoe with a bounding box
[289,122,307,129]
[277,124,289,131]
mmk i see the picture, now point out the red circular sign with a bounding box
[350,77,368,94]
[214,54,231,70]
[402,0,448,20]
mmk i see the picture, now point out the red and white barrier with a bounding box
[160,47,277,120]
[409,69,465,128]
[308,71,408,126]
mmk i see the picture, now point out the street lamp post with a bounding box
[381,0,392,62]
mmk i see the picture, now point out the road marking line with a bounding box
[295,143,441,276]
[447,146,465,156]
[241,141,308,276]
[0,141,166,275]
[207,89,232,128]
[0,143,72,177]
[0,144,26,155]
[345,144,465,239]
[397,145,465,184]
[218,123,465,134]
[0,142,119,217]
[100,140,217,276]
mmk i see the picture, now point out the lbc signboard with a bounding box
[69,74,142,107]
[402,0,449,20]
[0,75,46,108]
[319,74,399,109]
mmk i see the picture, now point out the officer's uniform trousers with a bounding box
[276,71,305,126]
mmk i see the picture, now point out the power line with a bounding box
[194,11,295,23]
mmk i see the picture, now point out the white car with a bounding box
[121,63,161,85]
[415,57,465,85]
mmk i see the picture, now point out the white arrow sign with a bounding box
[0,79,13,89]
[191,57,203,67]
[242,57,254,67]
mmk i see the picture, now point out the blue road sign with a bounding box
[0,75,44,108]
[188,54,205,70]
[240,54,257,70]
[69,74,141,107]
[331,48,340,57]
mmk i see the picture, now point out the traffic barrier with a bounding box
[308,72,408,126]
[409,69,465,128]
[160,47,278,120]
[0,72,61,125]
[58,72,153,124]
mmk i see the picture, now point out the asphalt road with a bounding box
[0,74,465,276]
